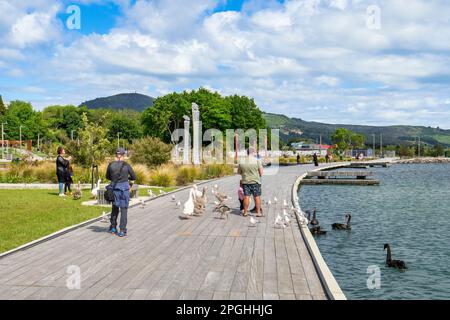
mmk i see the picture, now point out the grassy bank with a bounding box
[0,186,176,254]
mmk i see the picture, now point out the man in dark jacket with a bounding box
[106,148,137,237]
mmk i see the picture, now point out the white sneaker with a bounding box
[59,193,66,197]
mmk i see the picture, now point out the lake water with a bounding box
[299,164,450,300]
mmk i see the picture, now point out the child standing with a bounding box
[238,180,245,214]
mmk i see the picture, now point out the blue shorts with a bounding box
[243,183,262,197]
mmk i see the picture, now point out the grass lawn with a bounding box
[0,186,179,254]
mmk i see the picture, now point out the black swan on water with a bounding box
[384,244,407,270]
[332,213,352,230]
[310,226,327,235]
[310,208,319,227]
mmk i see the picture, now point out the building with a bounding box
[291,142,331,156]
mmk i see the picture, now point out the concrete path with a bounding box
[0,164,335,300]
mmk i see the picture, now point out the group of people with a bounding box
[56,147,136,238]
[56,147,74,196]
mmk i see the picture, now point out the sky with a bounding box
[1,0,450,128]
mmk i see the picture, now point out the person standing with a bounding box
[238,147,263,217]
[106,148,137,237]
[313,152,319,167]
[56,147,71,197]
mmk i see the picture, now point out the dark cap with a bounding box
[116,148,126,155]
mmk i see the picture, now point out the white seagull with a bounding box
[249,216,259,227]
[275,213,285,228]
[171,195,176,202]
[273,197,278,204]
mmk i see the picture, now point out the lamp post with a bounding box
[372,134,375,158]
[71,130,75,141]
[19,125,24,150]
[1,122,6,160]
[117,132,121,150]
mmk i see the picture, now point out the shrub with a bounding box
[176,166,200,185]
[151,169,175,187]
[130,137,172,168]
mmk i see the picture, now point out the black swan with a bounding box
[310,226,327,235]
[332,213,352,230]
[310,208,319,227]
[384,244,407,270]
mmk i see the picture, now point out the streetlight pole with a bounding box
[19,125,23,150]
[117,132,121,150]
[372,134,375,158]
[71,130,75,141]
[380,133,383,158]
[1,122,5,160]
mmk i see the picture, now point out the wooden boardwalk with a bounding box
[0,164,335,300]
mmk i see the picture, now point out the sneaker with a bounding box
[110,228,117,234]
[58,193,66,197]
[117,231,127,237]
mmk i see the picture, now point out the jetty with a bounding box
[0,163,350,301]
[302,170,380,185]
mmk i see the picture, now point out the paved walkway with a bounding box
[0,164,335,300]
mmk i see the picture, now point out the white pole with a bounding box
[20,125,22,150]
[117,132,121,150]
[1,123,4,160]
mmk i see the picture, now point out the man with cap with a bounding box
[106,148,137,237]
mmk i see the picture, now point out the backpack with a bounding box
[104,162,126,203]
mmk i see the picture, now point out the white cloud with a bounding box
[2,0,450,128]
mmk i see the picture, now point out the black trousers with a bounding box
[110,205,128,232]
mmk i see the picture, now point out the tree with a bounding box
[434,144,444,157]
[331,128,365,155]
[141,88,266,143]
[108,114,143,143]
[129,137,172,168]
[3,100,47,142]
[65,114,110,167]
[0,95,6,116]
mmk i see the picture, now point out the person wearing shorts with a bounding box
[238,148,263,217]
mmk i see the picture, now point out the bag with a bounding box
[104,162,126,203]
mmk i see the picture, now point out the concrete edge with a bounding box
[291,163,348,301]
[0,175,235,260]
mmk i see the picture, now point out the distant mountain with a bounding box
[263,113,450,147]
[80,93,155,111]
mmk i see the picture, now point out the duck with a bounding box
[214,203,231,219]
[384,244,407,270]
[309,226,327,235]
[73,181,82,200]
[91,179,101,199]
[332,213,352,230]
[310,208,319,227]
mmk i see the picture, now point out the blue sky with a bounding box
[1,0,450,128]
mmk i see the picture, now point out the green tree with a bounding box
[129,137,172,168]
[331,128,365,154]
[0,95,6,116]
[141,88,266,143]
[108,114,143,143]
[65,114,110,167]
[434,144,444,157]
[3,101,47,143]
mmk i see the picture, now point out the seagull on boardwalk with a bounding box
[101,211,109,223]
[171,195,176,202]
[273,197,278,204]
[275,213,286,228]
[176,201,181,208]
[249,216,259,227]
[283,209,291,225]
[140,199,145,209]
[283,199,288,208]
[159,189,166,196]
[148,189,155,198]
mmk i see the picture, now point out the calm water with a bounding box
[299,164,450,300]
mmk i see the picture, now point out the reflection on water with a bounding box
[299,164,450,300]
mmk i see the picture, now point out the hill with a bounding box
[263,113,450,147]
[80,93,154,111]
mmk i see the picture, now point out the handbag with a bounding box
[104,162,126,203]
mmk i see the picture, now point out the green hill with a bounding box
[263,113,450,147]
[80,93,154,111]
